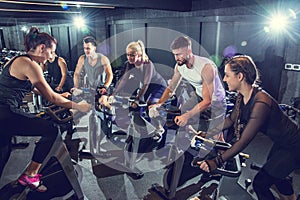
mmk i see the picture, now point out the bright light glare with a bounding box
[269,14,288,32]
[74,16,85,28]
[288,9,297,19]
[264,26,270,33]
[265,8,297,36]
[241,41,247,46]
[21,26,28,32]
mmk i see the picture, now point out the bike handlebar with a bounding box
[191,137,242,178]
[128,97,148,107]
[214,142,241,178]
[44,104,73,124]
[96,104,114,116]
[279,104,300,114]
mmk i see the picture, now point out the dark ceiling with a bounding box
[0,0,189,25]
[0,0,297,25]
[0,0,191,19]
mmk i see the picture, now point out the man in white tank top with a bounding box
[154,36,226,139]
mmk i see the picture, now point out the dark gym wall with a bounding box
[51,25,70,60]
[102,6,299,103]
[1,24,52,51]
[0,19,106,71]
[105,14,287,84]
[0,1,299,103]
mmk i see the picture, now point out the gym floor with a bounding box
[1,110,299,200]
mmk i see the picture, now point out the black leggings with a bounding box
[0,106,59,164]
[253,169,294,200]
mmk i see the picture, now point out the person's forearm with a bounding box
[137,84,148,101]
[222,117,234,131]
[112,76,127,95]
[186,100,211,118]
[32,88,41,95]
[112,65,131,95]
[58,75,67,88]
[73,74,79,88]
[45,91,72,108]
[104,73,113,88]
[49,93,86,111]
[157,87,174,104]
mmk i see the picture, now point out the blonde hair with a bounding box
[126,40,149,62]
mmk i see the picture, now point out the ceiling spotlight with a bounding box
[269,13,288,32]
[74,16,85,28]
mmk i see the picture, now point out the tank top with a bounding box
[177,55,225,103]
[47,56,62,84]
[83,53,105,88]
[0,54,34,109]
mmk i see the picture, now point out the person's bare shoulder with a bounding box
[58,57,67,65]
[76,55,85,66]
[101,55,111,66]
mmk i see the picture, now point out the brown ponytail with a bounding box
[24,27,57,52]
[233,93,243,140]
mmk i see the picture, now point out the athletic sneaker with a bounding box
[18,173,47,192]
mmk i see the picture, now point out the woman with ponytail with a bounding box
[110,40,167,140]
[198,55,300,200]
[113,40,167,104]
[0,27,90,191]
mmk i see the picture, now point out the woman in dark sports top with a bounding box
[45,52,73,92]
[198,55,300,200]
[0,27,90,192]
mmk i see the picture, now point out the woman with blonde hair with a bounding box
[112,40,167,140]
[113,40,167,104]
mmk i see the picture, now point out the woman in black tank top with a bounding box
[0,27,91,192]
[46,53,73,92]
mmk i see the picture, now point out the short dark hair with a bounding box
[170,36,191,50]
[83,36,97,46]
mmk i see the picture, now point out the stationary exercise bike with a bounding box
[148,91,241,200]
[150,124,243,200]
[148,101,203,200]
[91,94,155,179]
[230,103,300,200]
[0,103,84,200]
